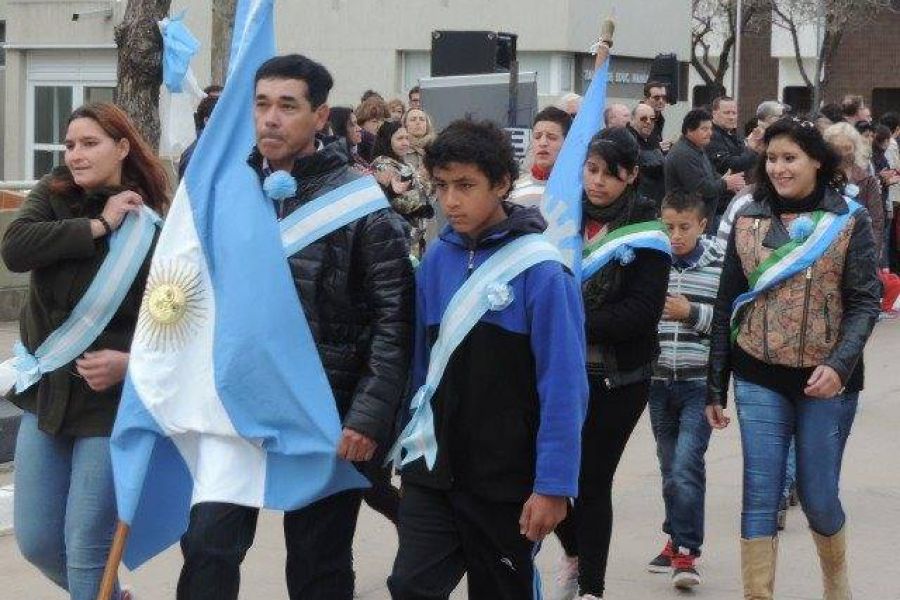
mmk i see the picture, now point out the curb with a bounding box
[0,399,21,463]
[0,484,12,536]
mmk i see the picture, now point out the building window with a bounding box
[782,86,812,115]
[32,86,73,178]
[401,51,430,94]
[0,21,6,68]
[28,84,116,178]
[872,88,900,119]
[692,84,728,108]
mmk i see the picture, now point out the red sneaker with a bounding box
[647,539,675,573]
[671,549,701,589]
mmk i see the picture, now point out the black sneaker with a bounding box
[647,540,675,573]
[671,549,701,589]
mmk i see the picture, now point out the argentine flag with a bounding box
[542,57,610,278]
[111,0,366,569]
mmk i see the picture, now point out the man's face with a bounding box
[713,100,739,131]
[606,104,631,128]
[686,120,714,148]
[254,78,329,168]
[632,104,657,138]
[646,86,667,113]
[409,92,421,110]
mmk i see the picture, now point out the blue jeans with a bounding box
[648,379,712,553]
[13,412,121,600]
[782,439,796,500]
[734,378,858,539]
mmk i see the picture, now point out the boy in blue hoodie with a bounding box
[387,120,589,599]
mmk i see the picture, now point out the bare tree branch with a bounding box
[769,0,894,108]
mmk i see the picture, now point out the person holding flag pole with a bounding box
[385,17,622,600]
[529,16,673,600]
[102,1,413,599]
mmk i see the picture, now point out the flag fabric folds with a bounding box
[541,60,611,279]
[111,0,367,569]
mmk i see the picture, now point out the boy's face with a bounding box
[531,120,565,172]
[431,162,510,239]
[662,207,707,257]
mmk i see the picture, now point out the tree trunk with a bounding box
[115,0,173,151]
[211,0,238,86]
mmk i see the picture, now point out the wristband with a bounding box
[97,215,113,236]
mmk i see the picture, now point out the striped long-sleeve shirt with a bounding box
[509,172,547,209]
[653,236,724,381]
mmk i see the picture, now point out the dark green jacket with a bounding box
[1,171,155,437]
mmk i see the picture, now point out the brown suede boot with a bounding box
[812,526,852,599]
[741,537,778,599]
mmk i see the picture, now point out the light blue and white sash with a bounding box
[387,233,565,469]
[279,176,390,256]
[730,199,862,341]
[0,206,161,394]
[581,220,671,281]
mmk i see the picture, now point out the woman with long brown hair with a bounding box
[2,102,168,600]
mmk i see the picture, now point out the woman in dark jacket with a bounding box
[706,117,880,599]
[1,103,168,600]
[327,106,372,175]
[553,128,671,600]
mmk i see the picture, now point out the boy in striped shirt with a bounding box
[646,191,724,590]
[509,107,572,209]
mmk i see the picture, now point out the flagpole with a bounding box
[733,0,743,102]
[96,522,130,600]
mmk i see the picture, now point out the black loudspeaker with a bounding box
[431,31,518,77]
[648,53,681,104]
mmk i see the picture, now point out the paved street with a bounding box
[0,319,898,599]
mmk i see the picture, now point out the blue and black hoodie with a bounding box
[399,203,589,503]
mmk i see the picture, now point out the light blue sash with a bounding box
[730,199,862,341]
[581,220,671,281]
[387,234,565,469]
[279,176,390,256]
[0,206,161,394]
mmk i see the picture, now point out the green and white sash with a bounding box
[730,200,863,341]
[581,220,671,281]
[387,234,564,470]
[0,206,161,394]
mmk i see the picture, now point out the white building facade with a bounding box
[3,0,692,180]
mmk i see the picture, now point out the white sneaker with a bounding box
[577,595,602,599]
[550,555,579,600]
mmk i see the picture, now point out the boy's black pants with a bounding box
[388,484,540,599]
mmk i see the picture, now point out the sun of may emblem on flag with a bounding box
[137,260,206,352]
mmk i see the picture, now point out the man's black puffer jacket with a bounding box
[249,141,414,446]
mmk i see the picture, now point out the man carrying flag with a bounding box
[110,2,413,599]
[175,56,413,600]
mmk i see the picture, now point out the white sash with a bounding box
[0,206,161,394]
[387,234,565,469]
[279,176,390,256]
